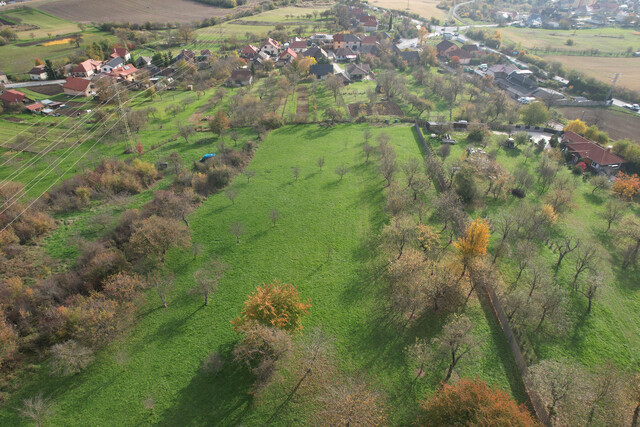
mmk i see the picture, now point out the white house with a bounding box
[28,65,48,81]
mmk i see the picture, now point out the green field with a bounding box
[429,133,640,371]
[500,26,640,55]
[0,7,81,39]
[0,124,524,425]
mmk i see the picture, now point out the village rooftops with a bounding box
[0,89,27,104]
[333,33,361,43]
[63,76,92,92]
[566,141,625,166]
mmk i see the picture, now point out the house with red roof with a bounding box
[260,38,281,56]
[563,132,626,174]
[111,47,131,61]
[109,64,139,82]
[360,35,377,46]
[288,39,308,53]
[0,89,30,107]
[25,102,45,113]
[277,48,297,65]
[63,77,94,97]
[241,45,259,59]
[72,59,103,78]
[358,15,378,32]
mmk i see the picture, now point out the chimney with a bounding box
[606,145,612,152]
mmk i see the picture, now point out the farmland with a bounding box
[373,0,448,20]
[0,7,81,39]
[23,0,258,24]
[557,106,640,142]
[500,26,640,55]
[545,55,640,92]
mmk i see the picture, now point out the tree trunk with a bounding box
[631,402,640,427]
[587,294,592,314]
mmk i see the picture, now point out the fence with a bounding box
[550,99,610,107]
[413,122,446,191]
[481,283,552,426]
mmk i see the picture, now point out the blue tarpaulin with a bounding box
[199,154,216,162]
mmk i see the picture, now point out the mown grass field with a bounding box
[429,133,640,371]
[0,27,116,76]
[0,7,81,39]
[500,26,640,54]
[0,124,524,425]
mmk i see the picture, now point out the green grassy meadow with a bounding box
[0,124,524,425]
[0,7,81,39]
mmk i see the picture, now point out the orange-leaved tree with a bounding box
[612,172,640,201]
[453,218,490,277]
[233,280,311,332]
[417,377,540,426]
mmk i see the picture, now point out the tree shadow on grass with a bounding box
[583,192,605,206]
[156,344,254,427]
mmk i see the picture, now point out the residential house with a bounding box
[174,49,196,63]
[288,39,308,53]
[488,64,517,80]
[309,34,333,45]
[260,38,281,56]
[252,51,271,65]
[561,130,591,145]
[25,102,44,113]
[63,77,94,97]
[135,56,152,67]
[332,33,361,51]
[101,56,124,74]
[565,139,625,174]
[399,50,421,65]
[241,45,259,59]
[277,48,297,65]
[337,72,351,85]
[358,14,378,32]
[436,40,458,56]
[301,47,328,62]
[531,87,564,103]
[0,89,30,107]
[72,59,102,77]
[28,65,48,81]
[0,70,8,84]
[111,47,131,61]
[358,44,381,56]
[200,49,212,57]
[444,47,472,65]
[226,69,253,87]
[360,35,377,46]
[496,69,538,99]
[346,63,371,80]
[110,64,139,82]
[335,47,357,62]
[309,63,334,80]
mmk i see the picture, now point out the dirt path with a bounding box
[296,85,308,121]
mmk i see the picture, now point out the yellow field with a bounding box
[545,55,640,92]
[42,37,73,46]
[372,0,447,20]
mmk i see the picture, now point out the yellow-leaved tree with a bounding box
[564,119,587,135]
[453,218,490,277]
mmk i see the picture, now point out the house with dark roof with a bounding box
[200,49,212,57]
[565,139,625,174]
[0,71,8,85]
[63,77,94,97]
[135,56,152,67]
[301,47,328,62]
[174,49,196,63]
[436,40,458,56]
[226,69,253,87]
[332,33,361,51]
[335,47,357,62]
[443,47,472,65]
[0,89,30,107]
[358,44,381,56]
[101,56,124,74]
[252,51,271,65]
[487,64,517,80]
[346,63,371,80]
[28,65,48,81]
[310,63,334,80]
[361,35,377,46]
[399,50,421,64]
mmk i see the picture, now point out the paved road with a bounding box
[5,80,65,89]
[450,0,474,25]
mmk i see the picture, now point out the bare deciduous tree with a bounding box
[50,340,94,376]
[202,351,225,376]
[244,170,256,183]
[334,164,348,182]
[270,209,280,226]
[191,258,228,305]
[18,394,54,427]
[225,188,238,205]
[433,315,478,383]
[148,272,174,308]
[229,221,245,244]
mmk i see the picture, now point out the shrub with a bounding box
[49,340,94,376]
